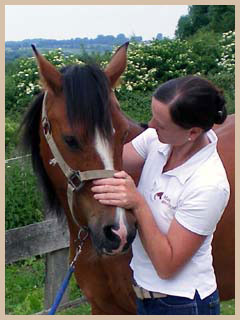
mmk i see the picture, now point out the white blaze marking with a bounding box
[112,208,128,253]
[94,128,128,253]
[94,129,114,169]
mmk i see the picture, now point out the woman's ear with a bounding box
[189,127,204,141]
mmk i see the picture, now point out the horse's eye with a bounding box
[63,136,80,150]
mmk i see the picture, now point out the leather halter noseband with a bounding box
[41,91,116,227]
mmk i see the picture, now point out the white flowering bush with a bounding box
[217,30,235,74]
[11,48,84,113]
[115,39,196,93]
[207,30,235,114]
[112,33,234,120]
[7,32,235,118]
[113,37,227,94]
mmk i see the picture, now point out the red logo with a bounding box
[154,192,163,200]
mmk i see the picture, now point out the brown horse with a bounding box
[21,43,234,314]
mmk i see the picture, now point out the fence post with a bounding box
[44,210,70,310]
[44,247,70,310]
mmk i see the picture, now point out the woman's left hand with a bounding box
[91,171,142,210]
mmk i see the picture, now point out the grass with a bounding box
[5,257,235,315]
[5,257,44,315]
[57,303,91,315]
[220,299,235,315]
[5,257,89,315]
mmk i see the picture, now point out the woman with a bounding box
[91,75,230,315]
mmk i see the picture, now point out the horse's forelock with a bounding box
[61,64,113,140]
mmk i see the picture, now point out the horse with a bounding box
[20,42,235,314]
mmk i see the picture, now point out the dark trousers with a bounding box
[136,289,220,315]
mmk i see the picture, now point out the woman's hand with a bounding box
[91,171,143,210]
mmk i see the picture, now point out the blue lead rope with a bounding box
[48,265,75,315]
[47,226,89,315]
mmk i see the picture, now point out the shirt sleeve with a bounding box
[175,185,230,235]
[131,128,157,160]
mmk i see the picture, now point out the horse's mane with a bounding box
[20,64,113,216]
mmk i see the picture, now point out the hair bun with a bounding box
[214,93,227,124]
[214,109,222,123]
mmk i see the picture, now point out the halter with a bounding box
[41,91,116,227]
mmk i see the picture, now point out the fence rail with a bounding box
[5,154,31,164]
[5,217,88,313]
[6,218,69,264]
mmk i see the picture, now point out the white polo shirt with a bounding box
[130,128,230,299]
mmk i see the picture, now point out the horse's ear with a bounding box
[104,42,129,88]
[31,44,62,94]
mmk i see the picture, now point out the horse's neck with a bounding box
[126,117,145,142]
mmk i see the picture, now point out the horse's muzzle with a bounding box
[89,209,137,255]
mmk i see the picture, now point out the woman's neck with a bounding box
[164,133,210,172]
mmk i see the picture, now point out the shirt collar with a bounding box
[157,143,171,158]
[158,130,218,184]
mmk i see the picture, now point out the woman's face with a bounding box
[149,97,190,146]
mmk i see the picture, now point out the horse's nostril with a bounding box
[103,225,118,242]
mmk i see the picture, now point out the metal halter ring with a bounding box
[77,226,89,243]
[71,226,89,268]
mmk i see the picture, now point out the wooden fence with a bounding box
[5,215,87,314]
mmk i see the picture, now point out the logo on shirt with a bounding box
[154,192,164,200]
[154,192,176,210]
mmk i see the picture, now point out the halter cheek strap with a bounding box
[41,91,116,227]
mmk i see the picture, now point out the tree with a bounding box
[175,5,235,40]
[208,5,235,33]
[175,6,210,39]
[175,15,194,39]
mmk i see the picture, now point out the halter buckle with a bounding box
[68,171,84,191]
[42,117,51,135]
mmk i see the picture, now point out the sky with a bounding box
[5,5,189,41]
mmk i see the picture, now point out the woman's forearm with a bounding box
[133,196,174,279]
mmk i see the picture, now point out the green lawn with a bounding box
[5,257,235,315]
[220,299,235,315]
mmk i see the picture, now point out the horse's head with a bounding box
[27,43,137,256]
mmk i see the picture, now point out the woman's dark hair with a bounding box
[153,75,227,131]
